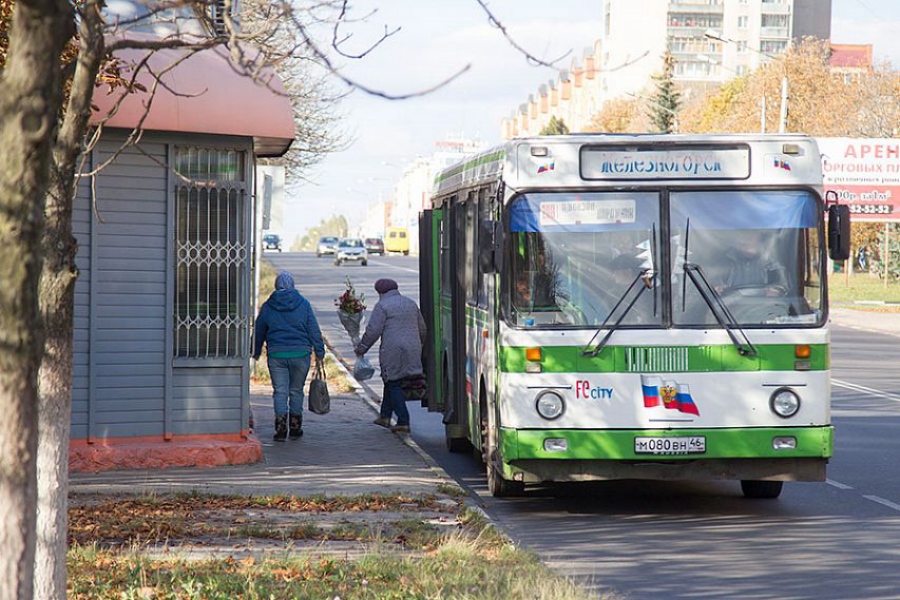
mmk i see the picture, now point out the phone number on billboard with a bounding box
[848,204,894,215]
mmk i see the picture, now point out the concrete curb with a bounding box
[322,337,502,535]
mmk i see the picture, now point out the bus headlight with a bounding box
[770,388,800,418]
[535,390,565,420]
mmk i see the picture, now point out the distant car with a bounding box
[364,237,385,256]
[316,236,339,257]
[334,237,368,266]
[262,234,282,252]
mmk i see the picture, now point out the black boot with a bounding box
[273,415,288,442]
[289,414,303,439]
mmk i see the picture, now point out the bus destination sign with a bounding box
[539,199,636,227]
[581,145,751,181]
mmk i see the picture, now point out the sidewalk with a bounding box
[830,306,900,337]
[69,364,450,500]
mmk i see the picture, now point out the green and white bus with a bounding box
[417,134,850,498]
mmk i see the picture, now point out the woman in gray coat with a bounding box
[354,278,426,433]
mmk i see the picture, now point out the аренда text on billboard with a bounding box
[819,138,900,222]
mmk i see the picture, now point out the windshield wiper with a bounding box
[682,263,757,356]
[581,268,655,357]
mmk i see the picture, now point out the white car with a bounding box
[316,236,339,257]
[334,238,368,266]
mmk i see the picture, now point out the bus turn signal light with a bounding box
[525,347,542,362]
[795,345,811,359]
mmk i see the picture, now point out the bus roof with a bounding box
[432,134,823,198]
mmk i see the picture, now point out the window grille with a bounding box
[210,0,237,36]
[174,147,249,359]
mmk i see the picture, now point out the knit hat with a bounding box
[275,270,295,290]
[374,278,398,294]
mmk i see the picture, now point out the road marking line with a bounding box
[373,262,418,274]
[827,479,853,490]
[864,495,900,512]
[832,379,900,403]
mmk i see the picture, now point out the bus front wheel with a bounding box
[741,480,783,499]
[482,398,523,497]
[487,450,523,497]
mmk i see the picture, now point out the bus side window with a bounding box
[476,187,492,308]
[464,193,477,304]
[439,201,453,296]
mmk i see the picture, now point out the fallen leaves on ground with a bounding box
[68,492,462,550]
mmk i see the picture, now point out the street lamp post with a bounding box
[778,75,789,134]
[704,29,788,134]
[761,96,767,134]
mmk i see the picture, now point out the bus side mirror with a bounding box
[828,204,851,261]
[478,220,500,273]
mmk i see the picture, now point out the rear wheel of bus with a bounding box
[741,480,784,499]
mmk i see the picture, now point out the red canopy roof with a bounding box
[91,42,296,157]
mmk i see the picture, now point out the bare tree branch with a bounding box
[328,0,400,60]
[287,10,471,100]
[473,0,570,68]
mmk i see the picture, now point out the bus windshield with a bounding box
[506,192,662,327]
[671,189,823,327]
[505,189,824,328]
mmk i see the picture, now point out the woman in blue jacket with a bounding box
[253,271,325,441]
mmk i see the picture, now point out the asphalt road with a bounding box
[265,250,900,600]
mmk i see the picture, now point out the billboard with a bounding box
[818,138,900,222]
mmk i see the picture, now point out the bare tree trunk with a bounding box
[33,194,77,600]
[0,0,72,597]
[33,2,101,597]
[33,224,77,600]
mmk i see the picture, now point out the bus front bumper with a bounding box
[498,426,833,484]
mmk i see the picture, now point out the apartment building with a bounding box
[602,0,830,95]
[501,42,604,139]
[503,0,832,137]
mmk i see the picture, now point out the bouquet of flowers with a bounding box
[335,277,366,344]
[335,278,375,381]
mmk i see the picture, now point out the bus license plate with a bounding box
[634,436,706,455]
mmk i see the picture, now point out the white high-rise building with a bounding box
[600,0,831,99]
[503,1,832,138]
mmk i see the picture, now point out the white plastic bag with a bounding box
[353,355,375,381]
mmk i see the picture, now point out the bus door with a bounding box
[418,209,442,411]
[443,199,469,433]
[470,187,497,451]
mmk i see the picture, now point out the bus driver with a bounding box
[716,230,788,296]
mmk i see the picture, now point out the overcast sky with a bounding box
[282,0,900,242]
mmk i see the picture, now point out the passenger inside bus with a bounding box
[507,227,661,327]
[513,275,533,308]
[513,271,554,310]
